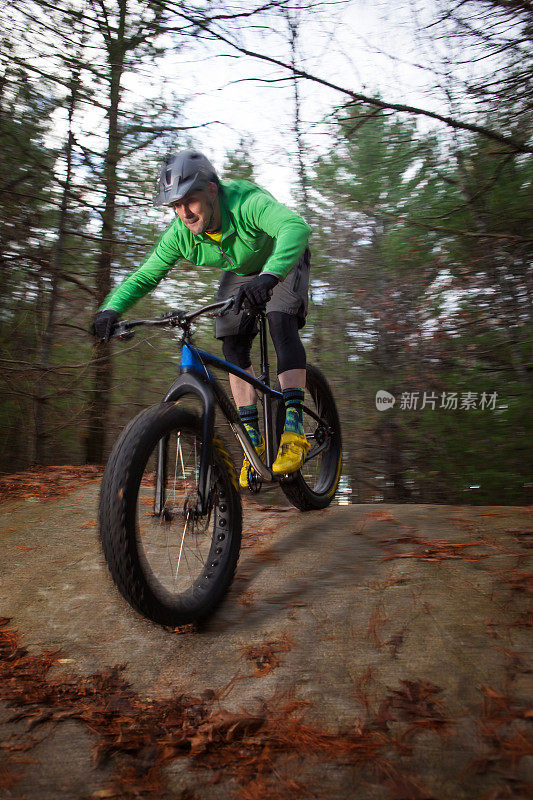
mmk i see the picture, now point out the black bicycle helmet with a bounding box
[155,149,218,206]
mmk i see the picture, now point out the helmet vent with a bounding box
[155,149,217,207]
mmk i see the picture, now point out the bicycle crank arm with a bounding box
[305,440,329,463]
[230,421,275,482]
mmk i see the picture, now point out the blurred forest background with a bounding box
[0,0,531,504]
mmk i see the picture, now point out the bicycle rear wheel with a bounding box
[99,404,242,627]
[275,364,342,511]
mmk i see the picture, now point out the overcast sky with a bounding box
[33,0,498,209]
[120,0,449,203]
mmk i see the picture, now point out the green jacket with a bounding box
[100,179,311,314]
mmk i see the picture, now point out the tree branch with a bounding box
[200,24,532,154]
[57,272,98,297]
[119,120,221,138]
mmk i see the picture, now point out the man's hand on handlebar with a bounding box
[92,309,119,343]
[234,273,279,314]
[92,298,239,343]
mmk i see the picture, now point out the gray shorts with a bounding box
[215,247,310,339]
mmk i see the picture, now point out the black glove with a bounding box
[92,309,119,343]
[234,273,279,314]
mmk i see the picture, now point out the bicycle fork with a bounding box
[156,361,275,518]
[156,372,216,516]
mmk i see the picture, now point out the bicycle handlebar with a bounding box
[110,296,236,341]
[187,296,234,323]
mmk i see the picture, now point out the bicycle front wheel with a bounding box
[276,364,342,511]
[99,404,242,627]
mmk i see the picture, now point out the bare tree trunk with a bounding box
[33,74,78,464]
[86,4,126,464]
[284,8,311,220]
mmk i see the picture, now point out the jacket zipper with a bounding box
[217,244,236,268]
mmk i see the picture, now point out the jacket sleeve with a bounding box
[241,191,310,280]
[99,224,183,314]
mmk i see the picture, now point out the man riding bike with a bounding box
[93,149,311,482]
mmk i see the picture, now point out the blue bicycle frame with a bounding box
[158,311,282,514]
[132,304,330,517]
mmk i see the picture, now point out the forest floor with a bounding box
[0,467,531,800]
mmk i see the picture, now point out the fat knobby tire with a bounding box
[277,363,342,511]
[99,404,242,627]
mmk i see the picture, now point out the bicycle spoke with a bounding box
[177,432,186,495]
[136,427,216,596]
[175,510,190,581]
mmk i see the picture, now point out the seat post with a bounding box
[258,312,274,467]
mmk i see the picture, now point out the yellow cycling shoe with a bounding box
[272,432,310,475]
[239,439,265,489]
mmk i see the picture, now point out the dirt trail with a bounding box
[0,476,531,799]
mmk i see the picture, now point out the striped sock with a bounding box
[238,403,262,446]
[282,388,305,436]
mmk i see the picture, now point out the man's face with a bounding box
[172,182,218,235]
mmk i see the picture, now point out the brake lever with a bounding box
[212,297,235,318]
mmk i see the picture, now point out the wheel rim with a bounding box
[299,378,340,495]
[276,371,341,498]
[134,427,230,604]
